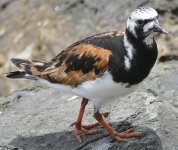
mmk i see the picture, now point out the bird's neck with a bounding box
[125,28,154,47]
[124,28,157,57]
[121,28,158,84]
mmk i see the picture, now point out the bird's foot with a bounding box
[70,122,100,142]
[112,128,144,142]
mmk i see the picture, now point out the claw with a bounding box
[93,112,144,142]
[113,128,143,142]
[122,128,134,133]
[82,123,99,130]
[72,123,100,143]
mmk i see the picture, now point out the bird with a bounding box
[6,6,167,143]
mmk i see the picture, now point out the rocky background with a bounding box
[0,0,178,150]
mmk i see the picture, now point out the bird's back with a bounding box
[6,30,157,89]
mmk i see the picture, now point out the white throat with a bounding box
[143,34,154,47]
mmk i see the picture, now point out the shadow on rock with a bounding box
[9,122,162,150]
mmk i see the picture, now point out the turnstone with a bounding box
[6,6,167,142]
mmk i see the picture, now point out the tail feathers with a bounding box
[11,58,31,68]
[10,58,49,76]
[5,71,37,80]
[5,71,26,79]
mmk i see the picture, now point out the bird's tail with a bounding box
[5,58,49,80]
[6,71,26,79]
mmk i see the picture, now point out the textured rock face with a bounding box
[0,0,178,95]
[9,123,162,150]
[0,0,178,149]
[0,61,178,149]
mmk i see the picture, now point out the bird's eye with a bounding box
[137,20,144,25]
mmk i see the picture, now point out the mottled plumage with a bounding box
[6,6,167,143]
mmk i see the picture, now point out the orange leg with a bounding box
[71,98,99,142]
[93,111,143,142]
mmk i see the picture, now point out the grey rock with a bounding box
[0,0,14,11]
[0,0,178,149]
[9,123,162,150]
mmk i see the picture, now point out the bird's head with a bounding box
[126,6,168,39]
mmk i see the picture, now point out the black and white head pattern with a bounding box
[127,6,158,38]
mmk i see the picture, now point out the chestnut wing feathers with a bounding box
[42,44,112,87]
[7,32,124,87]
[40,31,124,87]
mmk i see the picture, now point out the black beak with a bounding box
[152,23,168,34]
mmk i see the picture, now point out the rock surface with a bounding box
[9,124,162,150]
[0,61,178,150]
[0,0,178,95]
[1,0,178,149]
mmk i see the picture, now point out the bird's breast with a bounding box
[74,72,138,109]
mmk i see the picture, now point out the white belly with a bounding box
[36,72,138,109]
[74,72,138,109]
